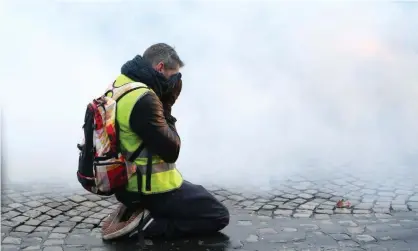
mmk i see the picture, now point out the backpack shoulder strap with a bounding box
[105,82,150,102]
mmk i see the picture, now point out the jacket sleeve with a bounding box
[129,91,181,163]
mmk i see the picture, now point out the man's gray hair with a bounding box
[143,43,185,70]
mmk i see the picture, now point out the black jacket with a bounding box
[120,56,180,163]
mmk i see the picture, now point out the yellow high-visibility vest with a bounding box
[110,74,183,194]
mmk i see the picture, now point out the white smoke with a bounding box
[1,1,418,188]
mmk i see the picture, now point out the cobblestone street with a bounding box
[2,171,418,251]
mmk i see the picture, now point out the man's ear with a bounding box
[155,62,164,72]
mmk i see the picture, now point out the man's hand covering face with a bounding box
[161,73,183,113]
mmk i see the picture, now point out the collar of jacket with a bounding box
[120,55,167,98]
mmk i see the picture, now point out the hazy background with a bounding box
[1,0,418,188]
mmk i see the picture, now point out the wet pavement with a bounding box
[2,171,418,251]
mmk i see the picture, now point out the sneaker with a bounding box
[101,203,152,240]
[102,203,124,231]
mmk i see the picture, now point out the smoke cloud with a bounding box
[2,1,418,188]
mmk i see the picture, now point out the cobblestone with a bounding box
[15,225,36,233]
[355,234,376,243]
[3,173,418,250]
[11,215,29,223]
[2,236,22,245]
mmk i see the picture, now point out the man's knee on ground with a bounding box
[215,203,230,231]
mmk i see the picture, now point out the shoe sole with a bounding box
[102,211,150,241]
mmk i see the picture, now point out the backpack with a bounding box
[76,81,149,196]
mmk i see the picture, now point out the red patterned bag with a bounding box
[76,82,147,196]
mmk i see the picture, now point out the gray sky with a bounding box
[1,1,418,188]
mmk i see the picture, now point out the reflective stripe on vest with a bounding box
[112,74,184,194]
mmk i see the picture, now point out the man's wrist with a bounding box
[165,112,177,124]
[163,104,172,114]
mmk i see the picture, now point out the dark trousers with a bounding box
[115,180,230,239]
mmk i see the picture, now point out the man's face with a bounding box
[154,62,179,79]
